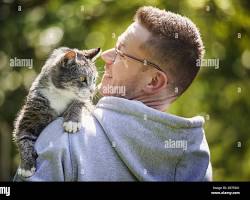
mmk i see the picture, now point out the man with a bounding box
[14,6,212,181]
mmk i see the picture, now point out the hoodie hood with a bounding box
[93,96,211,181]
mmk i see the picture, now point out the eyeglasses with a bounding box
[113,48,164,72]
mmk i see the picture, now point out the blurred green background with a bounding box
[0,0,249,181]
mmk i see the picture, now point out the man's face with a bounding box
[99,22,152,99]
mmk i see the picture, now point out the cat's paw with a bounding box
[63,121,81,133]
[18,167,36,178]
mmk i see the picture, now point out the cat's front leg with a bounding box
[16,136,38,177]
[63,100,84,133]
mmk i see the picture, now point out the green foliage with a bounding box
[0,0,249,181]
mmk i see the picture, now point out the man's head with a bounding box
[99,6,204,110]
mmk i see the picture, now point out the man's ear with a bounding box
[63,50,76,66]
[143,71,168,94]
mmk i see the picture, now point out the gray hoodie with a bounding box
[14,96,212,181]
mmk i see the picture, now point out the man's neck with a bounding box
[131,93,175,111]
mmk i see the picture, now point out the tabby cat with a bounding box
[13,47,100,177]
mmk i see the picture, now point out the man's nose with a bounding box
[101,48,115,65]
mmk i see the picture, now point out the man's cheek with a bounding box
[112,75,123,86]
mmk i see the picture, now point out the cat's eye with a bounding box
[79,76,87,83]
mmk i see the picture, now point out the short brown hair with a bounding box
[135,6,204,96]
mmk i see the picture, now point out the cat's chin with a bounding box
[77,94,91,102]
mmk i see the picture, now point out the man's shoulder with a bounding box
[35,117,69,152]
[35,114,97,151]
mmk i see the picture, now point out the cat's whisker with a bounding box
[93,92,103,101]
[97,70,105,75]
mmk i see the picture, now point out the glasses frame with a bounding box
[114,48,164,73]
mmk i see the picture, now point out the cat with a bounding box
[13,47,100,178]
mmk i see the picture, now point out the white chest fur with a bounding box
[40,86,76,115]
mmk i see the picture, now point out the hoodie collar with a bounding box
[96,96,204,129]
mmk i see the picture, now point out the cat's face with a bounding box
[51,47,100,100]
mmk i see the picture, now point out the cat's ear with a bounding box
[84,48,101,61]
[63,50,76,66]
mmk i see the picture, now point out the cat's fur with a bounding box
[13,47,100,177]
